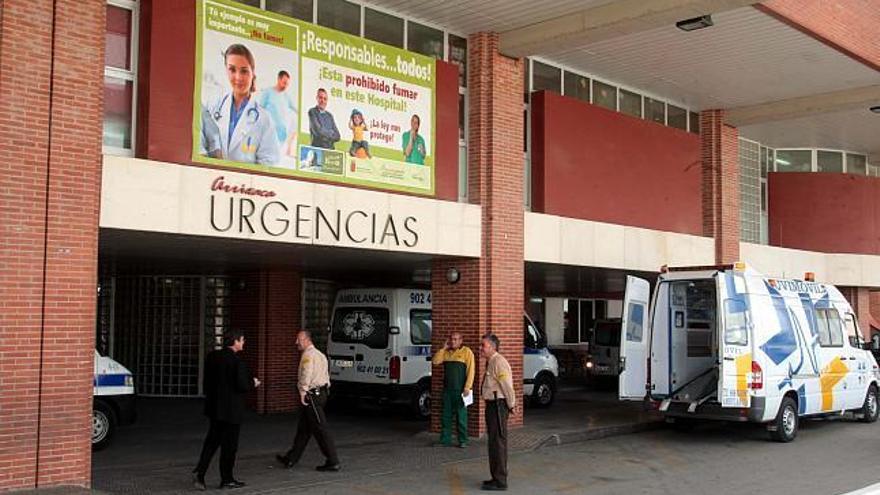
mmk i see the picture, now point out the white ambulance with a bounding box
[619,263,880,442]
[93,350,136,450]
[327,288,559,418]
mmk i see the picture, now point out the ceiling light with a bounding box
[870,105,880,114]
[676,15,714,32]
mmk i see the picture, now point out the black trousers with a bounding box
[485,399,509,486]
[284,392,339,465]
[195,419,241,483]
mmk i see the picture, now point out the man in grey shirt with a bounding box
[308,88,340,150]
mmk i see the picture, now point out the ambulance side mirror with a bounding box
[389,326,400,335]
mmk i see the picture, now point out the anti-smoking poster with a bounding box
[193,0,436,195]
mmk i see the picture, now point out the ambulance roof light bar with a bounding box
[661,262,746,273]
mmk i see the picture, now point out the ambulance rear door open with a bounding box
[619,276,650,400]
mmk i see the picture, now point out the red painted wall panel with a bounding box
[530,91,702,235]
[769,173,880,255]
[141,0,458,201]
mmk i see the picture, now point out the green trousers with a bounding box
[440,388,468,445]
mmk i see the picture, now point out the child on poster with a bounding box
[348,109,371,159]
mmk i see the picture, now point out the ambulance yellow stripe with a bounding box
[735,353,752,404]
[819,357,848,411]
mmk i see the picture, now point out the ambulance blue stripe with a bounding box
[95,374,128,387]
[760,280,798,365]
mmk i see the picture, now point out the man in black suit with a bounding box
[192,330,260,490]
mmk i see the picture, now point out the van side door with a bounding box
[619,276,650,401]
[717,271,752,408]
[844,312,870,409]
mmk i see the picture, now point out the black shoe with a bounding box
[275,454,294,469]
[481,481,507,491]
[191,472,206,491]
[315,462,341,472]
[482,479,496,486]
[219,480,246,489]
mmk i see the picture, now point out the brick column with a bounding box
[431,32,525,438]
[0,0,104,490]
[231,270,303,414]
[872,291,880,332]
[840,287,872,339]
[701,110,740,264]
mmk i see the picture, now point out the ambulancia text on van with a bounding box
[327,288,559,418]
[619,263,880,442]
[93,350,136,450]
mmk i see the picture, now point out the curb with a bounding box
[533,420,665,450]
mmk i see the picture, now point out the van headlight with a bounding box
[125,375,134,387]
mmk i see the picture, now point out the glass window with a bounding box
[524,58,531,103]
[580,300,595,343]
[448,34,467,88]
[364,8,403,48]
[103,76,133,149]
[266,0,312,21]
[331,307,390,349]
[625,302,644,342]
[724,299,749,345]
[410,309,432,345]
[458,145,467,201]
[407,21,443,59]
[531,61,561,94]
[689,111,700,134]
[317,0,361,36]
[106,5,132,70]
[817,150,843,173]
[847,153,867,175]
[845,314,861,348]
[645,97,665,125]
[618,89,642,118]
[667,105,687,130]
[563,71,590,103]
[459,93,466,141]
[592,80,616,110]
[563,299,580,344]
[816,309,844,347]
[828,310,844,346]
[594,321,620,346]
[524,317,541,349]
[775,150,812,173]
[760,146,770,177]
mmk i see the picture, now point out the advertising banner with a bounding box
[193,0,435,195]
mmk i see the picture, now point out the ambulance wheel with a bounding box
[411,381,431,420]
[531,373,556,408]
[769,396,798,443]
[859,385,879,423]
[92,401,116,451]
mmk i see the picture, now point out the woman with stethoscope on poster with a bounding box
[202,44,279,165]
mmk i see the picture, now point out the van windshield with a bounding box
[331,307,390,349]
[594,322,620,346]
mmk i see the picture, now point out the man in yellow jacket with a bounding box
[432,331,475,447]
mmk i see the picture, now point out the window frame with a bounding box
[815,308,845,348]
[409,308,432,345]
[104,0,139,157]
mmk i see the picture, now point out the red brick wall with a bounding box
[768,173,880,255]
[231,271,303,414]
[757,0,880,71]
[0,0,104,490]
[141,0,459,201]
[530,91,702,235]
[429,33,524,438]
[701,110,740,263]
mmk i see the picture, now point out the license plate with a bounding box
[334,359,353,368]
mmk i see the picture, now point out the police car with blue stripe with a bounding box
[93,350,136,450]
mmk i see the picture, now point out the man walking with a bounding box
[193,330,260,490]
[431,331,475,447]
[480,332,517,491]
[276,330,341,471]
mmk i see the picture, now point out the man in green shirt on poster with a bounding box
[402,114,426,164]
[431,331,475,448]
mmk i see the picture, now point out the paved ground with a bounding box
[88,384,657,494]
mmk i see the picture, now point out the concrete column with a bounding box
[430,32,525,438]
[700,110,740,264]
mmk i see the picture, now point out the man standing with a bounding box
[431,331,475,447]
[276,330,341,471]
[257,70,298,148]
[307,88,340,150]
[193,330,260,490]
[480,333,517,491]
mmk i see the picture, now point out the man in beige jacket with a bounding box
[480,332,518,491]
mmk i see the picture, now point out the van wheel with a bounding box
[92,401,116,451]
[859,385,879,423]
[769,396,798,443]
[532,374,556,408]
[411,382,431,420]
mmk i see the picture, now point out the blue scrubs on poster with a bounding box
[204,92,279,165]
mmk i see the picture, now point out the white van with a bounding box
[93,350,136,450]
[327,288,559,418]
[619,263,880,442]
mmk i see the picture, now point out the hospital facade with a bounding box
[1,0,879,490]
